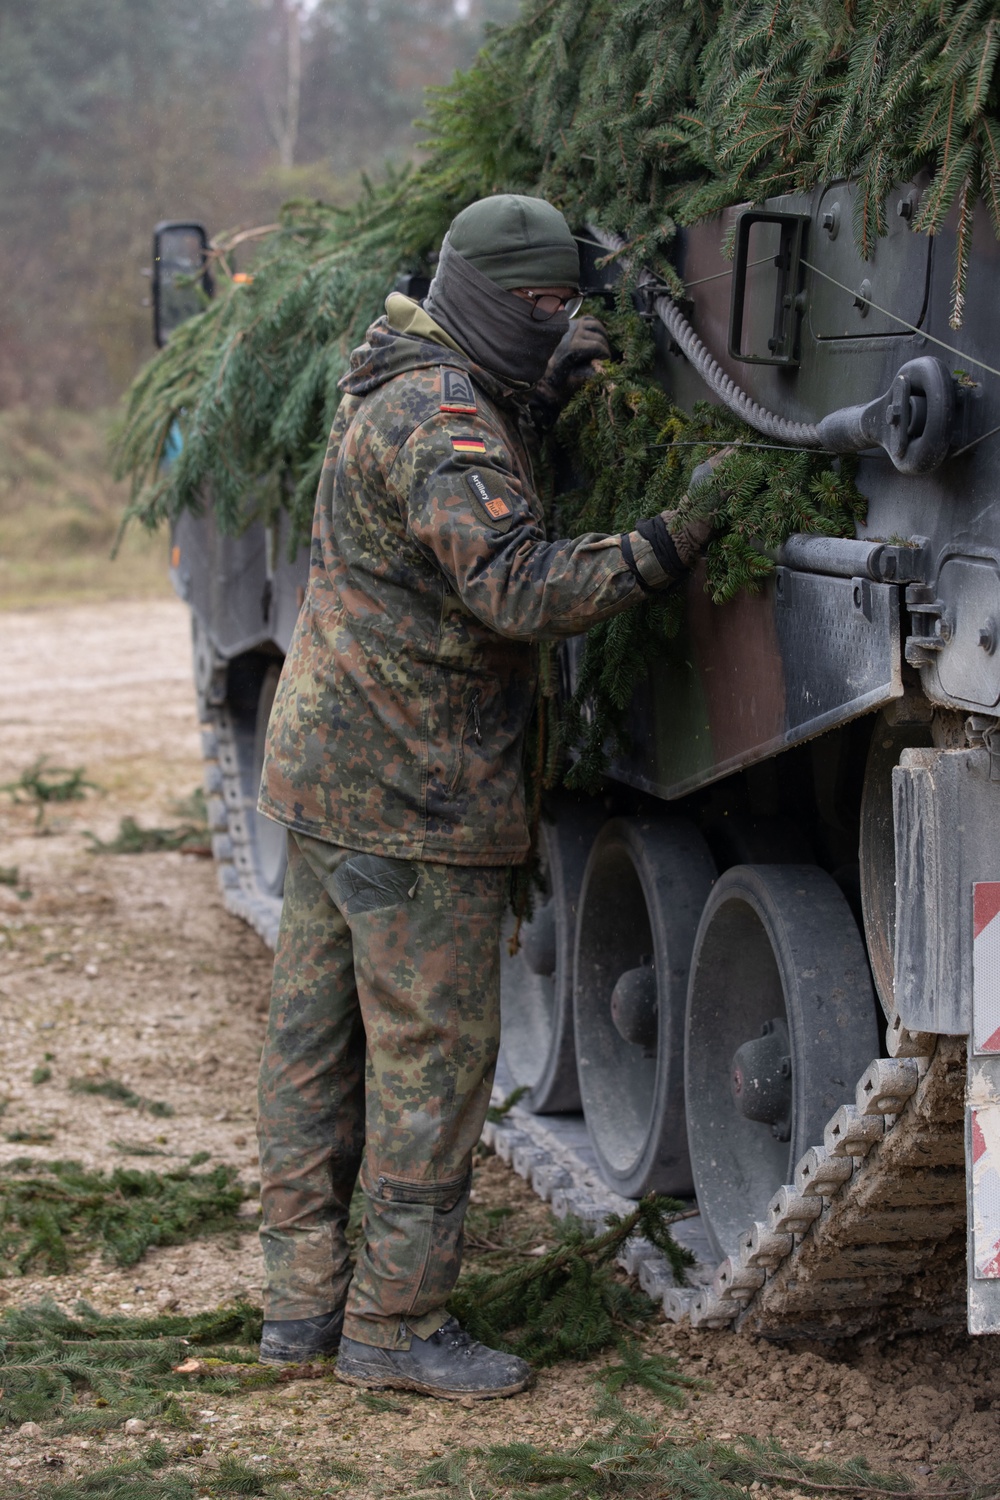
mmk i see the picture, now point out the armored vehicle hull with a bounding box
[172,180,1000,1337]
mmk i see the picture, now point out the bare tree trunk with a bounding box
[265,0,302,171]
[280,1,301,172]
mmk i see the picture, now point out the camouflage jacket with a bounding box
[258,297,672,865]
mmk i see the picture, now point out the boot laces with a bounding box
[433,1317,478,1355]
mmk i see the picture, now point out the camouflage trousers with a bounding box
[257,830,506,1348]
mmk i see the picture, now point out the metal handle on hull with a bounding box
[816,356,955,475]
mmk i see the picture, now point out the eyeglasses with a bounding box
[519,290,584,322]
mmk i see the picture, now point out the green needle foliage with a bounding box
[0,1299,266,1431]
[84,817,211,856]
[1,759,99,829]
[448,1195,695,1364]
[70,1078,175,1118]
[112,0,958,794]
[9,1460,197,1500]
[85,789,210,857]
[552,312,867,785]
[418,1412,989,1500]
[114,0,1000,533]
[0,1159,245,1274]
[595,1339,706,1407]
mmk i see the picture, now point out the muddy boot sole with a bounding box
[335,1357,531,1401]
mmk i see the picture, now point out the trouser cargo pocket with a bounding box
[346,1167,472,1343]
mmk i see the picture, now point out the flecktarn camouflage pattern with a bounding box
[257,831,505,1347]
[255,298,676,1346]
[258,298,671,866]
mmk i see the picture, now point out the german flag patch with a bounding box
[451,436,487,455]
[465,469,514,533]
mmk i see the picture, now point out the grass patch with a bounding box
[0,406,172,609]
[70,1077,175,1118]
[1,758,99,830]
[0,1159,246,1275]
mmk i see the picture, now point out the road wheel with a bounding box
[574,816,716,1197]
[685,863,879,1262]
[499,801,603,1113]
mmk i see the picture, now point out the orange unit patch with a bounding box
[485,496,512,521]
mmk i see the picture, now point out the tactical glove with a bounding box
[530,315,611,428]
[624,446,736,588]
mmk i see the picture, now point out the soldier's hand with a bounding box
[544,315,611,398]
[661,445,736,568]
[531,316,611,425]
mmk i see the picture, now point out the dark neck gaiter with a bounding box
[423,237,569,387]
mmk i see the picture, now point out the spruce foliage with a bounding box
[448,1195,695,1363]
[112,0,1000,791]
[114,0,1000,534]
[0,1299,266,1432]
[412,1344,983,1500]
[416,1419,981,1500]
[553,307,866,786]
[0,1159,245,1275]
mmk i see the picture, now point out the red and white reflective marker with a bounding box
[971,1108,1000,1277]
[971,882,1000,1278]
[973,882,1000,1053]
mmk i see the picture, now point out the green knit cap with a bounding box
[446,194,579,290]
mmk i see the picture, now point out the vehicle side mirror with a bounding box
[153,222,213,348]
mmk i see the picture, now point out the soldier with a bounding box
[255,194,719,1398]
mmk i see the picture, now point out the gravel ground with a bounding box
[2,599,999,1496]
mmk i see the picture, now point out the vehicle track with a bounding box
[201,709,968,1340]
[201,707,282,949]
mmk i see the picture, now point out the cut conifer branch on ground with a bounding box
[449,1195,696,1364]
[0,1160,246,1275]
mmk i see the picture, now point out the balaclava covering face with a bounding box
[423,194,581,387]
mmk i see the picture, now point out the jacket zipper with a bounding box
[471,691,482,745]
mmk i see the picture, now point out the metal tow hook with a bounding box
[816,356,955,475]
[472,693,482,745]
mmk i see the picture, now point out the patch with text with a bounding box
[465,469,514,533]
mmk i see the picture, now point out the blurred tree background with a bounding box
[0,0,516,603]
[0,0,518,409]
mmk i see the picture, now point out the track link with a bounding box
[200,709,282,949]
[486,1036,968,1340]
[700,1036,967,1338]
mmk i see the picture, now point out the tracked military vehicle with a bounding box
[152,168,1000,1339]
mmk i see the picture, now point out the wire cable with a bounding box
[586,222,824,447]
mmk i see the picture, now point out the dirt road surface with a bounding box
[2,599,1000,1494]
